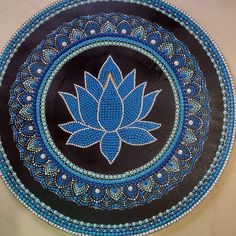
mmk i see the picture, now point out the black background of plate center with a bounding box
[47,45,175,174]
[0,2,223,224]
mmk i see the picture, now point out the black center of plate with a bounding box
[46,45,175,174]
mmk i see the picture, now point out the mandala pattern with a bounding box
[59,55,161,164]
[0,0,235,235]
[8,12,210,210]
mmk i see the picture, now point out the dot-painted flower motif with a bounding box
[59,56,161,164]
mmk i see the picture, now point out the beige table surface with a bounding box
[0,0,235,235]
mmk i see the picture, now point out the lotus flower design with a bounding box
[59,56,161,164]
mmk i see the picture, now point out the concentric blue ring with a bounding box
[0,0,234,235]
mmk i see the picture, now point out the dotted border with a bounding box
[0,0,235,235]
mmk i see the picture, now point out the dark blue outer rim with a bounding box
[0,0,235,235]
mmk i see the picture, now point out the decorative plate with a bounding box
[0,0,235,235]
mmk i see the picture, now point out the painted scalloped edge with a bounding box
[0,0,235,235]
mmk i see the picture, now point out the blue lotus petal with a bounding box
[131,121,161,131]
[98,56,122,86]
[118,69,135,98]
[121,83,146,127]
[75,85,100,129]
[118,127,156,145]
[98,80,123,131]
[67,128,104,147]
[59,121,87,134]
[59,92,82,122]
[139,90,161,119]
[100,132,121,164]
[84,72,103,101]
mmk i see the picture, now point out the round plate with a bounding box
[0,0,235,235]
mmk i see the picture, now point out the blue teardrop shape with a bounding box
[98,80,123,131]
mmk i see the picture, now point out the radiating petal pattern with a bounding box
[98,79,123,131]
[119,127,156,145]
[67,128,104,147]
[59,92,82,122]
[98,56,122,86]
[84,72,103,100]
[139,90,161,119]
[121,83,146,127]
[131,121,161,131]
[75,85,100,129]
[59,56,161,164]
[118,69,135,98]
[59,121,87,134]
[100,132,121,164]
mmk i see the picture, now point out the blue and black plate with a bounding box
[0,1,235,235]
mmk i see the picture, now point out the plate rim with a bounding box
[0,0,235,235]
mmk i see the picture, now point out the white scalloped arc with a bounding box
[0,0,235,236]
